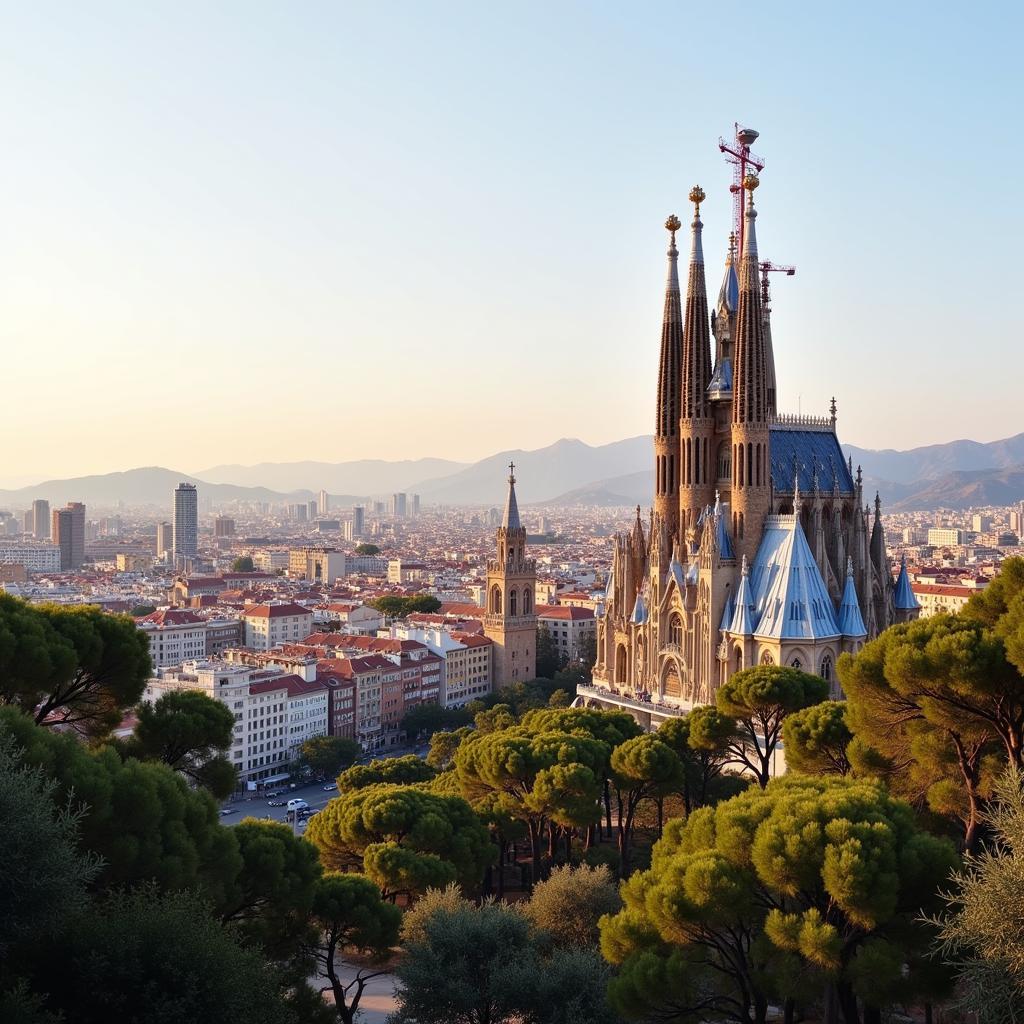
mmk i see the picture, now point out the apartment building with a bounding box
[242,602,315,650]
[536,604,597,661]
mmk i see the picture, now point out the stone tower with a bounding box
[730,174,772,565]
[483,464,537,685]
[654,214,684,539]
[678,186,715,540]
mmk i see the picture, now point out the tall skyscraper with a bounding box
[352,504,365,538]
[412,494,420,516]
[173,483,198,562]
[52,502,85,570]
[156,521,172,558]
[214,516,235,537]
[22,510,33,533]
[308,500,318,521]
[318,490,330,516]
[32,499,50,539]
[390,493,407,517]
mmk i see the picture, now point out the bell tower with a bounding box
[483,464,537,685]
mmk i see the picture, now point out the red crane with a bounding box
[719,124,765,257]
[759,261,795,310]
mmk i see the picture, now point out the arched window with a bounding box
[490,585,502,614]
[717,441,731,482]
[790,656,803,670]
[510,589,517,616]
[669,613,683,648]
[760,651,774,665]
[523,588,532,614]
[615,645,628,684]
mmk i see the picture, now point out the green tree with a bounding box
[657,706,740,815]
[220,818,323,966]
[609,733,683,875]
[535,624,566,679]
[0,706,241,900]
[391,900,617,1024]
[474,702,518,734]
[840,614,1017,849]
[310,872,401,1024]
[299,735,362,776]
[336,754,435,791]
[426,727,472,771]
[523,863,621,948]
[129,604,156,617]
[931,766,1024,1020]
[354,543,380,555]
[401,701,471,738]
[122,689,237,798]
[716,665,829,788]
[0,597,151,737]
[454,725,609,880]
[306,785,492,899]
[601,775,956,1024]
[405,593,441,614]
[231,555,255,572]
[0,734,100,957]
[782,700,854,777]
[35,888,296,1024]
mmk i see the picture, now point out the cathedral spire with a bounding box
[732,175,769,426]
[502,462,521,531]
[654,215,684,537]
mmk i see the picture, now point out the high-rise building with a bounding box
[308,500,318,521]
[52,502,85,570]
[173,483,198,562]
[483,465,537,685]
[389,493,407,517]
[32,499,50,539]
[588,132,915,719]
[214,516,236,538]
[352,504,365,538]
[971,514,992,534]
[411,494,420,516]
[318,490,330,516]
[156,522,173,559]
[22,510,33,533]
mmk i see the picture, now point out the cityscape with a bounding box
[3,6,1024,1024]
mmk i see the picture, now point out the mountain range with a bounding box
[3,433,1023,512]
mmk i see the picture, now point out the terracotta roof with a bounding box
[911,584,976,598]
[536,604,595,621]
[450,631,493,648]
[138,609,206,626]
[250,673,327,698]
[243,602,314,618]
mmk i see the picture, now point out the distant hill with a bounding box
[410,437,652,506]
[6,432,1024,513]
[194,458,468,495]
[0,467,364,510]
[889,465,1024,512]
[546,471,653,507]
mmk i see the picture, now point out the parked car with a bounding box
[268,799,286,807]
[265,790,284,798]
[286,798,309,812]
[219,808,236,816]
[322,783,337,791]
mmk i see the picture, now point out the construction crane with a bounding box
[719,124,765,257]
[759,261,796,310]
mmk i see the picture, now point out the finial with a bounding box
[688,185,705,220]
[508,461,516,484]
[874,491,881,515]
[665,214,681,246]
[856,464,862,486]
[793,472,802,516]
[741,553,749,576]
[728,231,737,258]
[743,172,759,206]
[846,555,854,577]
[829,396,837,423]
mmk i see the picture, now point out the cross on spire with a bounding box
[508,461,515,483]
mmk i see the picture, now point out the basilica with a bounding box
[586,157,919,720]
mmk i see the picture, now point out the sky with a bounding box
[1,1,1021,486]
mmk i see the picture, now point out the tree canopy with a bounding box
[230,555,255,573]
[369,594,441,619]
[299,735,362,776]
[0,596,151,737]
[336,754,435,791]
[782,700,854,777]
[122,689,237,798]
[354,543,380,555]
[306,784,492,898]
[716,665,829,787]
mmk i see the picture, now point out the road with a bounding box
[217,744,430,830]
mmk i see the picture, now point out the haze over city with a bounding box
[2,2,1021,486]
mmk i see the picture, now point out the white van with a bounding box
[286,798,309,812]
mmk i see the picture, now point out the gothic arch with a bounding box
[510,589,517,617]
[490,584,502,614]
[668,612,683,648]
[760,650,774,665]
[615,644,628,685]
[523,588,532,614]
[660,654,683,698]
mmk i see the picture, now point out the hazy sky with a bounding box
[1,2,1020,486]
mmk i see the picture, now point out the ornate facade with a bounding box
[483,464,538,685]
[587,161,919,722]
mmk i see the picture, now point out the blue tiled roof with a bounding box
[894,554,919,611]
[837,562,867,637]
[769,428,854,495]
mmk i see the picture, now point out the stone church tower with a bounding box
[483,464,537,685]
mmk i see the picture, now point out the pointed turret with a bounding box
[729,556,757,635]
[893,553,920,621]
[679,186,716,541]
[502,463,521,531]
[654,215,684,537]
[730,174,772,564]
[709,233,738,400]
[837,557,868,638]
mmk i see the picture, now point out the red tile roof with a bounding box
[250,673,327,697]
[243,602,314,619]
[537,604,595,621]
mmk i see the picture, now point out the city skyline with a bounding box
[2,3,1021,483]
